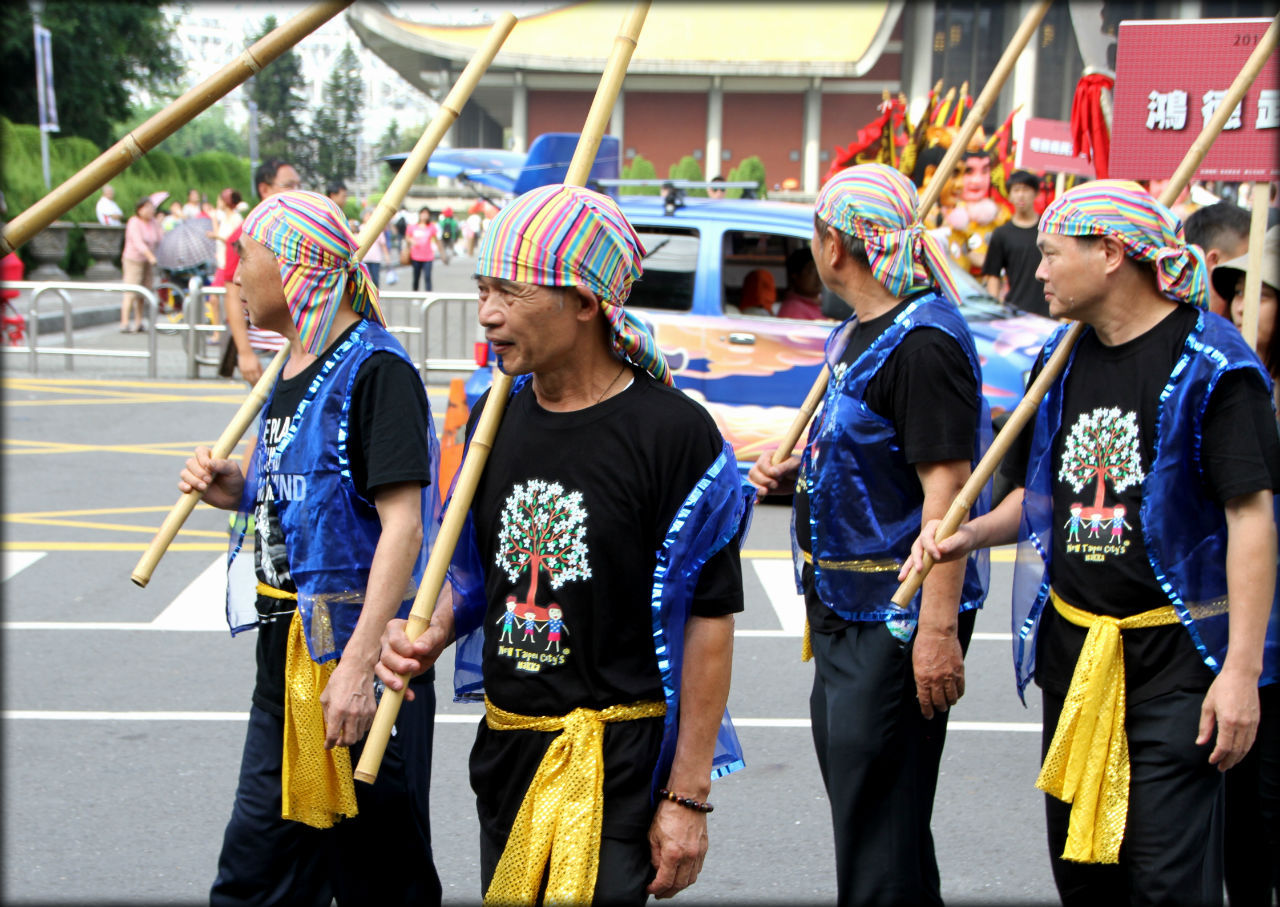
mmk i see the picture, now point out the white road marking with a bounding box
[750,558,806,635]
[0,710,1039,731]
[150,556,227,631]
[3,551,46,581]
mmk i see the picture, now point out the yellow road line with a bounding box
[2,541,225,551]
[4,439,238,457]
[2,516,225,537]
[2,505,183,518]
[3,378,235,390]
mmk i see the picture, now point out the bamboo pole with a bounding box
[1,1,352,257]
[890,12,1280,607]
[770,0,1052,466]
[354,0,652,785]
[129,13,520,589]
[1239,181,1270,350]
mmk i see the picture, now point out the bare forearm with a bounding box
[1222,491,1277,681]
[967,485,1024,550]
[665,614,734,800]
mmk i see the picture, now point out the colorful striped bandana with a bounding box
[241,191,383,355]
[1038,180,1209,309]
[475,184,673,385]
[815,163,962,305]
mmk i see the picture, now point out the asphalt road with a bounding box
[1,252,1059,905]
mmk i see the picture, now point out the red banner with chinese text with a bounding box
[1019,118,1098,177]
[1111,17,1278,181]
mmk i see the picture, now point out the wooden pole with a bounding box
[889,12,1280,607]
[1,1,352,257]
[129,13,519,589]
[1240,181,1270,350]
[354,0,652,785]
[770,0,1052,466]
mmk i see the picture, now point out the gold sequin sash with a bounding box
[797,550,902,663]
[482,695,667,906]
[1035,589,1180,864]
[277,598,358,829]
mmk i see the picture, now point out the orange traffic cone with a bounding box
[438,377,468,504]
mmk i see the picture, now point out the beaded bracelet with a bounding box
[657,788,714,813]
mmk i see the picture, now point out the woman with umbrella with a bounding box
[121,195,163,333]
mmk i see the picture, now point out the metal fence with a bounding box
[1,280,160,377]
[0,280,479,380]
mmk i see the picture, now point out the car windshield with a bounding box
[950,265,1019,320]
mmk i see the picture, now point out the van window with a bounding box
[721,230,810,315]
[629,228,698,311]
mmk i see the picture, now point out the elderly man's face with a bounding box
[234,236,289,331]
[477,275,578,375]
[1035,233,1110,320]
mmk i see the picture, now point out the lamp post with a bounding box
[30,0,52,190]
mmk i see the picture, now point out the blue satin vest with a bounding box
[795,291,992,623]
[226,320,439,664]
[1011,312,1280,700]
[448,376,754,790]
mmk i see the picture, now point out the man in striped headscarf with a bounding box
[750,162,991,906]
[179,191,443,906]
[377,184,752,904]
[904,179,1280,904]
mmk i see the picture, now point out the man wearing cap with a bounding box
[749,162,991,906]
[983,169,1047,316]
[377,184,751,904]
[904,180,1280,904]
[179,191,443,906]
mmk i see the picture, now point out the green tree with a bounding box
[310,43,363,186]
[621,154,659,195]
[113,103,245,159]
[377,118,405,159]
[0,1,181,148]
[246,15,307,169]
[668,155,706,197]
[727,156,767,199]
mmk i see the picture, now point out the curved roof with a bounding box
[348,1,902,81]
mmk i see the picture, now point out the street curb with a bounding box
[32,305,120,335]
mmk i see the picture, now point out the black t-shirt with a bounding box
[251,325,435,716]
[466,366,743,838]
[1001,305,1280,703]
[795,294,980,633]
[982,221,1047,316]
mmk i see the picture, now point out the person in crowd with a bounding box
[326,181,348,214]
[775,247,825,320]
[221,158,301,384]
[739,268,776,316]
[1212,225,1280,907]
[708,175,727,200]
[983,170,1048,316]
[359,206,390,288]
[406,207,442,293]
[438,207,458,264]
[749,163,990,907]
[377,183,751,905]
[1185,201,1251,318]
[210,188,244,289]
[96,184,123,226]
[181,190,443,907]
[182,188,204,220]
[120,196,162,333]
[903,180,1279,907]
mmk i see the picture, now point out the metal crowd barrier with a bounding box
[0,280,160,377]
[0,280,479,380]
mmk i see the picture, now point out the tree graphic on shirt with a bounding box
[1057,407,1145,510]
[496,479,591,618]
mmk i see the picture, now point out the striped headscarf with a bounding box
[1038,180,1209,309]
[241,190,383,355]
[815,162,962,305]
[476,184,674,385]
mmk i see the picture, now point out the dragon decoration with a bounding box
[822,81,1047,277]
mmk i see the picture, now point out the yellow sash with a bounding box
[1035,589,1180,864]
[261,582,359,830]
[482,696,666,906]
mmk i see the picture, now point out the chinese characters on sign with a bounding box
[1111,18,1278,181]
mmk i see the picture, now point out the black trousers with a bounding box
[1041,686,1223,907]
[211,674,441,907]
[479,824,653,906]
[1225,682,1280,907]
[809,609,976,907]
[411,259,434,293]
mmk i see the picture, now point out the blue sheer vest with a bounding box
[1010,312,1280,700]
[795,291,992,623]
[225,320,439,664]
[447,375,754,791]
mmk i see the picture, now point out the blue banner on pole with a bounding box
[33,23,59,134]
